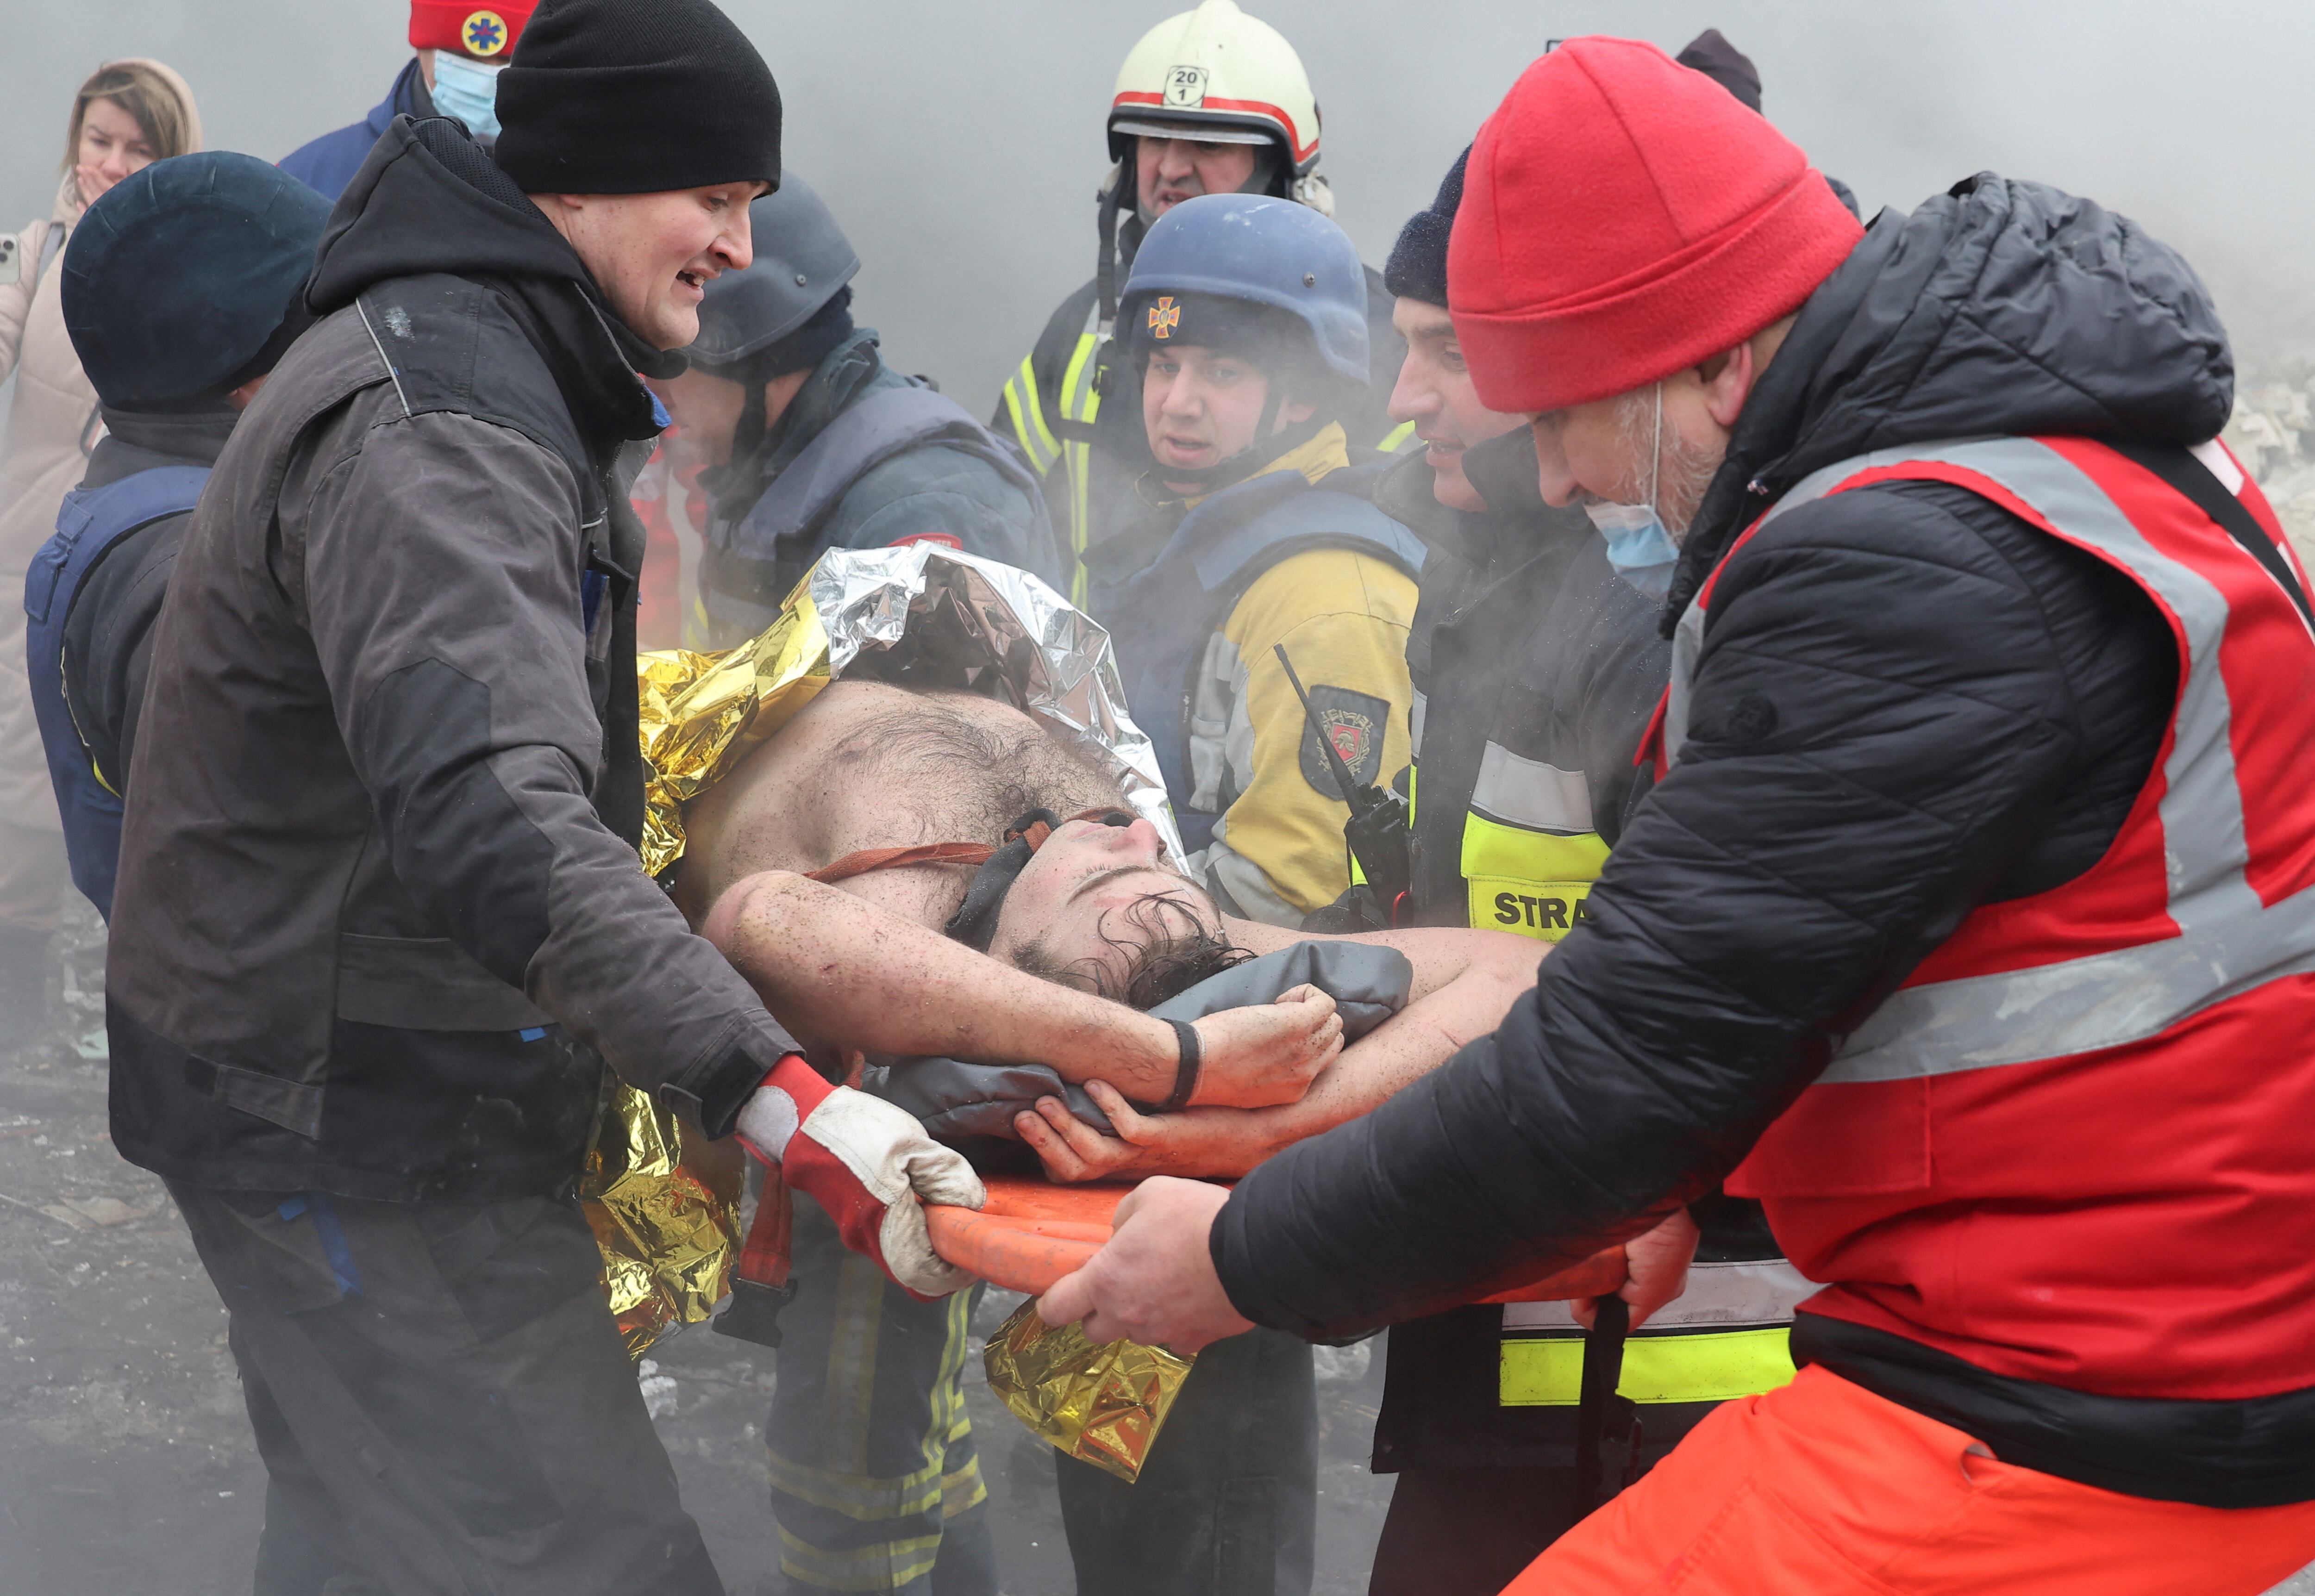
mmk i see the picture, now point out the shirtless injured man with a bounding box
[675,662,1545,1596]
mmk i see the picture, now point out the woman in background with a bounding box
[0,59,200,1014]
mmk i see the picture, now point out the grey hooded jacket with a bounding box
[106,117,795,1200]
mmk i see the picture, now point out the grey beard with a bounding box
[1614,386,1723,543]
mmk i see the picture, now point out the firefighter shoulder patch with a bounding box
[1295,684,1390,796]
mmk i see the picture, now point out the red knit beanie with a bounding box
[1449,37,1864,414]
[409,1,538,59]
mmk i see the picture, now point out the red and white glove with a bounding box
[737,1055,986,1299]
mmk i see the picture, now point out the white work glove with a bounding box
[738,1056,986,1299]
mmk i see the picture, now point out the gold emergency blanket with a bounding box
[983,1298,1195,1484]
[608,544,1178,1373]
[578,1076,741,1359]
[636,586,833,879]
[637,543,1182,879]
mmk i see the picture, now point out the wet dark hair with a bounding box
[1009,889,1250,1010]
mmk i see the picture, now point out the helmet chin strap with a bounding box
[737,375,770,466]
[1152,400,1326,498]
[1097,173,1129,332]
[695,369,774,524]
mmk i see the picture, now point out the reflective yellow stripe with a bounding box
[1002,355,1059,474]
[777,1525,944,1591]
[1056,330,1105,605]
[940,1457,988,1518]
[1461,810,1611,942]
[1378,419,1419,454]
[1461,810,1610,881]
[1499,1327,1797,1407]
[1058,332,1102,426]
[764,1450,945,1521]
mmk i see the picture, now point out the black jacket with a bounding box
[1209,176,2270,1497]
[1343,443,1768,1473]
[107,117,795,1200]
[1382,436,1669,925]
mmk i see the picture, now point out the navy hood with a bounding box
[1671,172,2234,621]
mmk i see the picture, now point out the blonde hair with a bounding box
[63,61,194,174]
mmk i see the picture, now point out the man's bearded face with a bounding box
[1527,382,1727,541]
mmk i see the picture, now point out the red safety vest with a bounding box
[1655,435,2315,1403]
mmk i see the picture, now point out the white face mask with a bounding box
[1583,381,1680,574]
[430,52,506,140]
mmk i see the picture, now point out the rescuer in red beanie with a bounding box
[1449,36,1861,418]
[1039,30,2315,1596]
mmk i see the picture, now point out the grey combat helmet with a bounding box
[688,174,861,370]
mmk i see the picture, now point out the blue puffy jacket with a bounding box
[279,61,427,200]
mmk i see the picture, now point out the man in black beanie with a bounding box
[103,2,991,1591]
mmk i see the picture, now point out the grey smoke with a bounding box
[6,0,2310,415]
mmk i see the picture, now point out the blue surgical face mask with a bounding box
[430,52,506,140]
[1584,499,1680,572]
[1583,380,1682,588]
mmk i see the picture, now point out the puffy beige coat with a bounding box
[0,60,202,835]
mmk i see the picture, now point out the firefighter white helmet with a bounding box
[1107,0,1322,180]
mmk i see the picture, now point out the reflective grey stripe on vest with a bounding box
[1502,1259,1814,1332]
[1408,687,1427,757]
[1471,740,1594,834]
[1668,436,2315,1085]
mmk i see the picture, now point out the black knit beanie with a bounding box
[1675,28,1763,112]
[494,0,781,194]
[1383,145,1469,307]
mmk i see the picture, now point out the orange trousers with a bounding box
[1506,1365,2315,1595]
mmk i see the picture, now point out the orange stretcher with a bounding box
[925,1176,1627,1302]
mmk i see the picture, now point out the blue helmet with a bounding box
[62,152,331,410]
[1120,193,1368,389]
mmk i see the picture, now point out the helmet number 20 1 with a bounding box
[1163,66,1210,109]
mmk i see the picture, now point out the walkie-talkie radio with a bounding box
[1272,644,1417,927]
